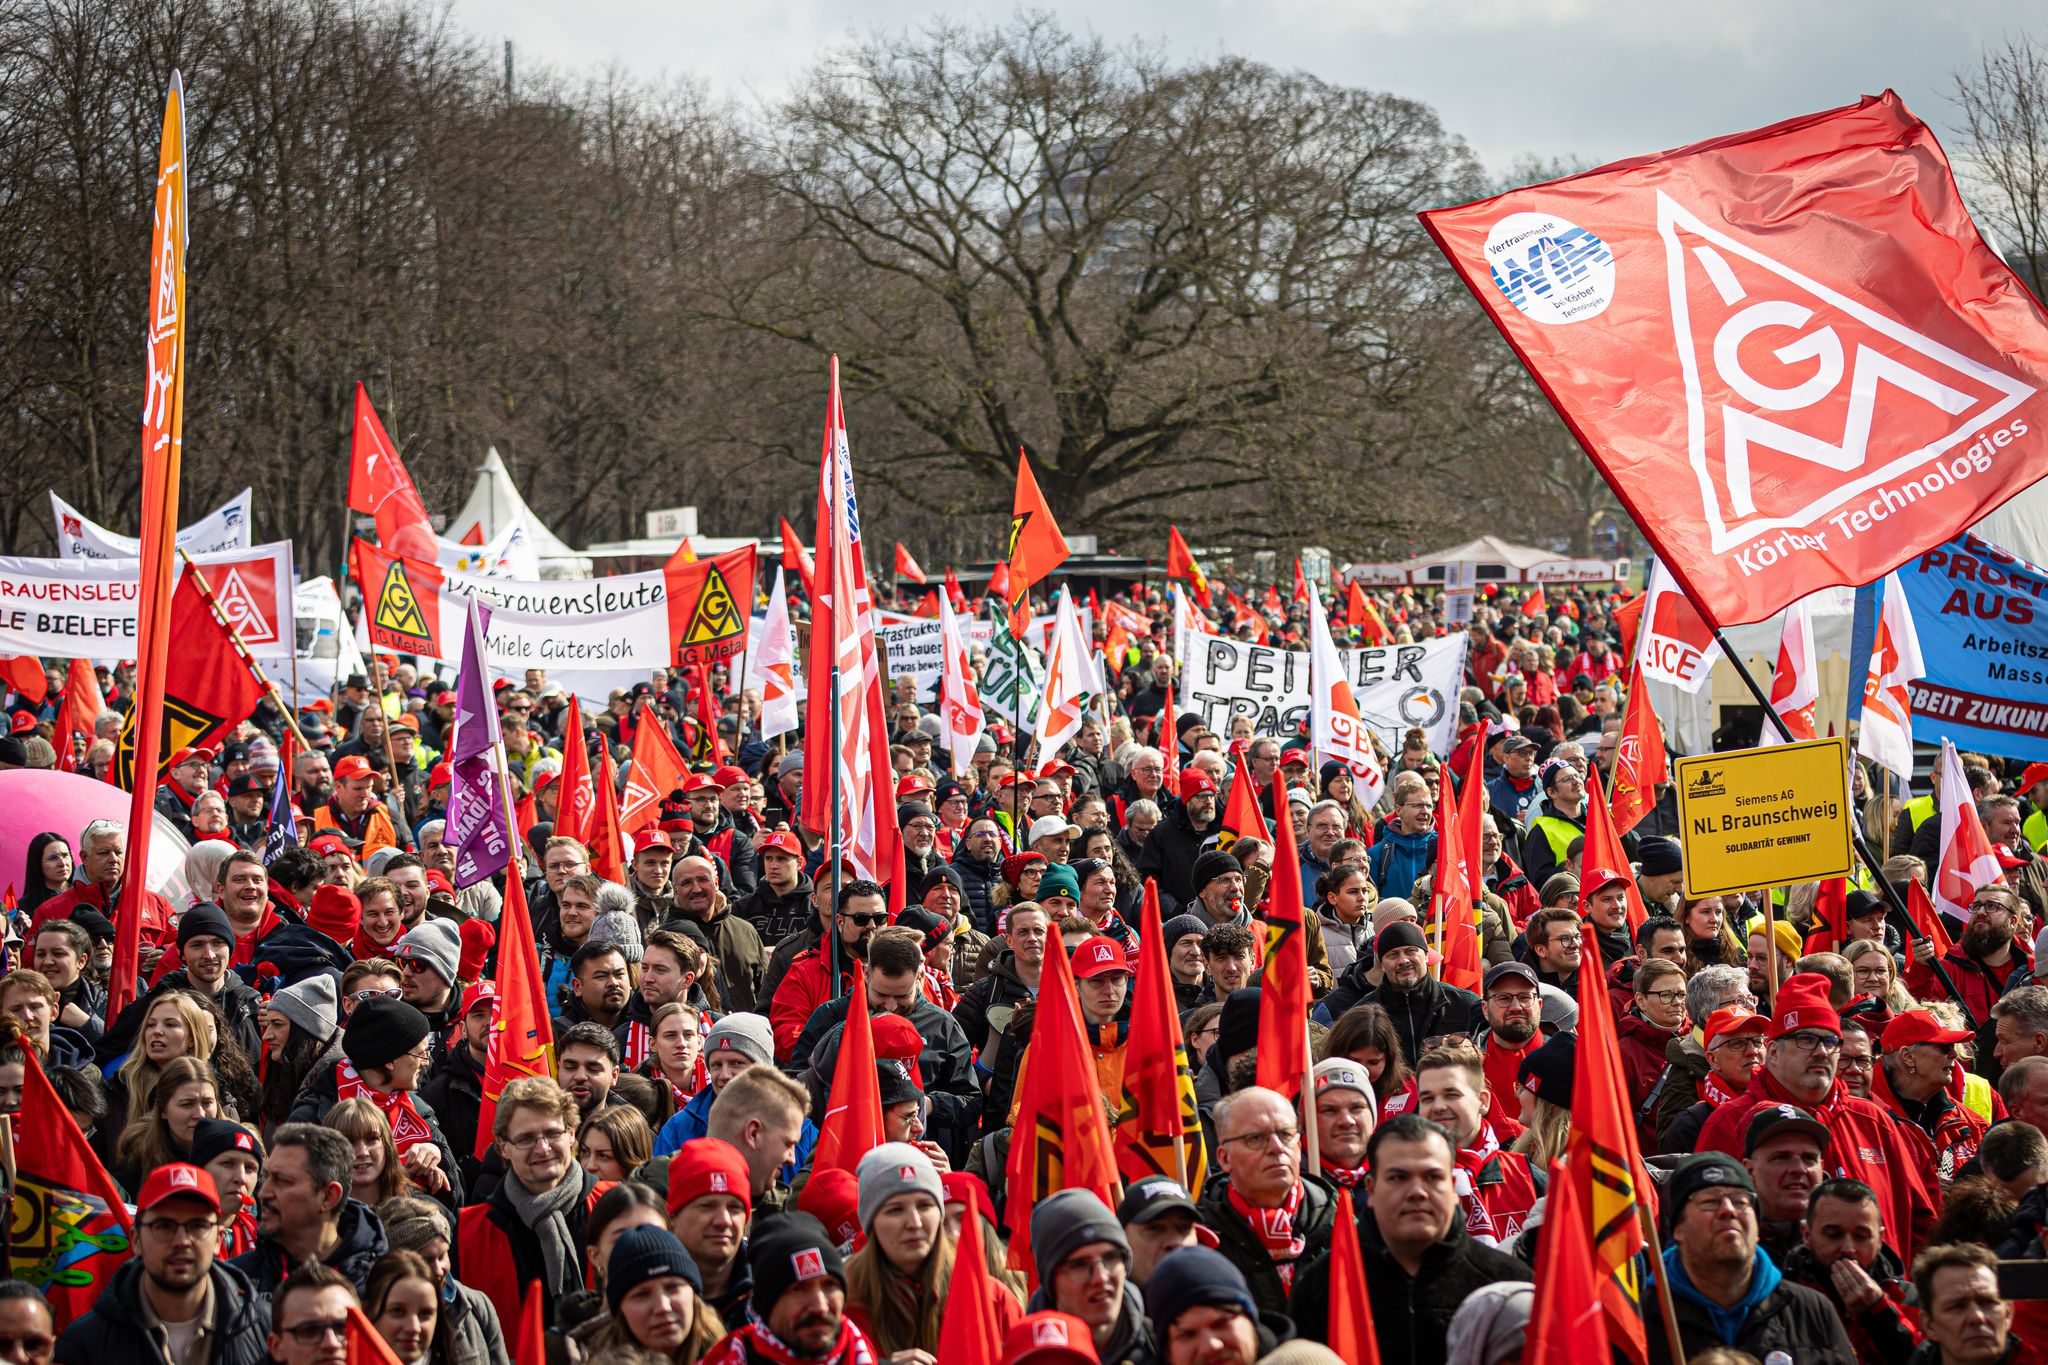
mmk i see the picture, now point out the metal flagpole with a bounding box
[829,658,843,1002]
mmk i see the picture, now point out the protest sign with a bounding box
[51,488,253,560]
[0,542,295,660]
[1676,735,1853,896]
[873,610,995,702]
[1180,633,1468,755]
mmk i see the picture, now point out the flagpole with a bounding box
[1637,1200,1692,1365]
[829,657,843,1002]
[1301,1015,1319,1174]
[368,654,404,816]
[177,549,311,748]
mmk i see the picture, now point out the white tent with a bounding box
[447,447,589,575]
[1347,534,1628,587]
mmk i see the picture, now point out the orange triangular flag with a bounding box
[588,743,628,885]
[1219,750,1270,853]
[1114,881,1208,1193]
[1524,1155,1611,1365]
[477,873,555,1158]
[622,710,688,834]
[1255,773,1312,1106]
[1326,1187,1383,1364]
[346,1304,407,1363]
[1434,765,1483,994]
[1567,926,1653,1365]
[1581,765,1652,932]
[1608,661,1668,836]
[934,1161,1013,1364]
[1007,451,1069,606]
[555,696,596,845]
[812,972,884,1174]
[1166,526,1211,606]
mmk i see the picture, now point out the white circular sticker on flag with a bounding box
[1484,212,1616,325]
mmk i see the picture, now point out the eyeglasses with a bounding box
[1487,992,1539,1008]
[280,1319,350,1347]
[842,913,889,928]
[140,1216,219,1242]
[1781,1031,1843,1054]
[1643,990,1687,1005]
[1056,1250,1128,1281]
[507,1127,570,1152]
[1688,1190,1755,1215]
[1220,1127,1299,1151]
[1547,932,1583,947]
[350,987,401,1003]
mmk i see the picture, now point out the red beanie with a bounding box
[305,885,361,944]
[667,1138,751,1216]
[797,1165,863,1250]
[869,1013,925,1091]
[1769,971,1842,1039]
[458,918,497,983]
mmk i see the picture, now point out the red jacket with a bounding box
[32,880,174,948]
[1615,1013,1678,1134]
[1455,1146,1541,1247]
[1905,945,2026,1033]
[1697,1067,1938,1261]
[1482,1032,1540,1113]
[769,946,853,1064]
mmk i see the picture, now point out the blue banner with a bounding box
[1890,533,2048,761]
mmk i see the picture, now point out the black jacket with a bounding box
[1779,1242,1919,1365]
[950,846,1003,934]
[732,876,814,950]
[1137,804,1219,910]
[797,995,981,1164]
[421,1041,489,1193]
[1194,1173,1340,1318]
[1648,1252,1857,1365]
[55,1257,270,1365]
[954,948,1040,1134]
[286,1044,465,1208]
[1293,1199,1531,1365]
[236,920,351,990]
[228,1196,389,1294]
[1359,977,1482,1073]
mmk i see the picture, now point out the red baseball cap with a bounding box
[424,869,454,894]
[434,690,457,705]
[2021,762,2048,794]
[1180,770,1217,797]
[1996,844,2028,871]
[636,831,677,855]
[1703,1007,1769,1048]
[390,713,420,732]
[1002,1312,1100,1365]
[1583,866,1630,895]
[460,981,500,1018]
[428,762,453,789]
[1280,748,1311,768]
[1883,1009,1974,1051]
[137,1163,220,1215]
[682,773,719,795]
[1038,760,1076,778]
[9,711,36,734]
[333,754,374,781]
[307,833,353,859]
[168,746,214,769]
[757,830,802,858]
[1072,936,1132,979]
[712,765,751,789]
[895,774,935,799]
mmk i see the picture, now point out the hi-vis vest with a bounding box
[2025,808,2047,855]
[1904,795,1938,832]
[1530,816,1579,865]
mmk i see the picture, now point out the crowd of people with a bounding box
[4,571,2048,1365]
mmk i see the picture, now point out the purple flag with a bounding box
[446,596,511,888]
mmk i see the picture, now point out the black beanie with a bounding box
[1636,837,1683,878]
[1216,988,1263,1064]
[1190,850,1242,896]
[189,1117,264,1168]
[605,1225,701,1313]
[343,996,430,1071]
[919,864,964,899]
[69,908,116,946]
[749,1212,846,1314]
[1375,920,1427,957]
[178,903,235,950]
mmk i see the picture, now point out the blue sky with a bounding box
[456,0,2037,172]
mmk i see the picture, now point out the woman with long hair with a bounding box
[578,1104,654,1182]
[1323,1002,1413,1121]
[259,986,336,1135]
[1843,937,1915,1019]
[844,1144,955,1357]
[327,1096,411,1207]
[582,1225,726,1362]
[640,1001,702,1117]
[184,987,262,1120]
[1681,893,1747,974]
[1320,762,1374,839]
[100,991,214,1163]
[113,1055,221,1192]
[363,1249,457,1365]
[18,832,73,918]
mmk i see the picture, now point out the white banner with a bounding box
[51,489,253,560]
[437,511,540,579]
[1180,633,1470,756]
[872,610,995,703]
[0,543,295,660]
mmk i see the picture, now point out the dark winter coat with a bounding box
[1358,976,1482,1075]
[54,1257,269,1365]
[228,1196,389,1294]
[1648,1246,1856,1365]
[1194,1173,1340,1318]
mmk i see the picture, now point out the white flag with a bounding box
[749,568,800,741]
[1758,594,1820,746]
[1308,587,1386,806]
[937,587,986,777]
[1031,587,1093,763]
[1934,739,2002,928]
[1856,573,1923,781]
[1634,561,1723,693]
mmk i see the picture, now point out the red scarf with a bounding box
[1226,1180,1306,1288]
[334,1061,435,1154]
[701,1318,880,1365]
[1698,1066,1751,1107]
[1322,1162,1367,1189]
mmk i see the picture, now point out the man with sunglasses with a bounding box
[1696,972,1938,1260]
[1877,1009,1989,1186]
[56,1164,267,1365]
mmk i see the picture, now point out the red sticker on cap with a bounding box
[792,1249,826,1280]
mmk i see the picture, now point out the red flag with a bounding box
[0,656,47,705]
[621,708,688,834]
[1608,661,1669,836]
[1292,558,1311,606]
[1455,726,1488,901]
[1255,773,1311,1106]
[812,972,884,1175]
[115,75,191,1023]
[1520,586,1547,618]
[985,560,1012,603]
[1166,526,1211,606]
[1262,583,1283,616]
[1524,1156,1612,1365]
[345,1303,406,1364]
[1423,93,2048,628]
[914,590,941,618]
[1158,678,1181,799]
[477,873,555,1158]
[934,1161,1011,1365]
[1935,739,2001,927]
[662,542,754,669]
[895,542,927,585]
[1217,750,1270,853]
[554,698,595,845]
[1567,925,1653,1365]
[1613,592,1646,659]
[1005,903,1122,1284]
[1325,1187,1382,1365]
[10,1046,134,1325]
[588,744,628,885]
[1115,881,1208,1192]
[1432,764,1483,994]
[115,575,265,789]
[1580,765,1652,933]
[1903,877,1955,969]
[780,516,816,596]
[944,564,967,610]
[54,658,104,773]
[1807,876,1850,953]
[346,384,439,563]
[1008,451,1069,601]
[514,787,537,844]
[691,666,729,765]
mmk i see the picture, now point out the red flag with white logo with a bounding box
[1935,738,2002,928]
[346,384,439,563]
[1423,92,2048,627]
[1858,572,1925,781]
[554,697,596,846]
[1759,594,1821,744]
[895,542,927,585]
[621,707,687,835]
[1632,562,1722,692]
[1520,586,1547,619]
[1607,661,1668,836]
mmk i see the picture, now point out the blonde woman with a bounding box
[327,1096,411,1206]
[113,1055,220,1192]
[1843,938,1913,1019]
[99,990,214,1163]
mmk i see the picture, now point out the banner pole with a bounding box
[1637,1194,1691,1365]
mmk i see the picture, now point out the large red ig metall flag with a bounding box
[1423,92,2048,627]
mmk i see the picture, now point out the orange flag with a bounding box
[1255,773,1312,1106]
[1455,726,1488,901]
[11,1046,133,1326]
[895,542,927,585]
[0,656,47,705]
[1159,678,1182,799]
[1347,580,1388,643]
[914,590,941,618]
[345,1303,406,1364]
[54,657,105,773]
[1292,558,1311,605]
[1608,661,1668,836]
[346,385,438,563]
[1115,881,1208,1193]
[1166,525,1210,606]
[1568,925,1653,1365]
[1007,451,1069,615]
[1218,750,1270,853]
[935,1148,1013,1365]
[477,873,555,1158]
[1612,590,1647,659]
[1807,876,1850,954]
[588,744,628,885]
[812,972,884,1174]
[1325,1187,1382,1365]
[1432,769,1483,994]
[1524,1156,1611,1365]
[621,709,689,835]
[114,74,191,1021]
[1520,586,1548,618]
[1005,907,1122,1284]
[1904,878,1955,968]
[554,697,596,845]
[780,515,816,596]
[1581,765,1652,933]
[512,1284,547,1365]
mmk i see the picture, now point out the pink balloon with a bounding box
[0,768,192,903]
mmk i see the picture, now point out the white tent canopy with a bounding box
[447,447,589,575]
[1346,534,1628,587]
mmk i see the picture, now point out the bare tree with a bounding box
[1952,34,2048,301]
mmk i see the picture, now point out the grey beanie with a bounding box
[1161,914,1208,949]
[394,919,461,986]
[269,974,339,1042]
[590,910,645,964]
[382,1201,452,1258]
[1029,1188,1129,1287]
[856,1142,944,1233]
[1444,1281,1534,1365]
[703,1013,774,1068]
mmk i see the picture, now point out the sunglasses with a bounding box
[841,912,890,928]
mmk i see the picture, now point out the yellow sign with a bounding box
[682,565,743,644]
[374,562,429,639]
[1676,735,1853,897]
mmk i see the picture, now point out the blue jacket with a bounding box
[654,1087,816,1186]
[1368,827,1437,901]
[1486,771,1540,827]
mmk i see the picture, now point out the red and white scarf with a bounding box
[1226,1180,1306,1288]
[335,1061,435,1154]
[700,1317,880,1365]
[1698,1067,1750,1108]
